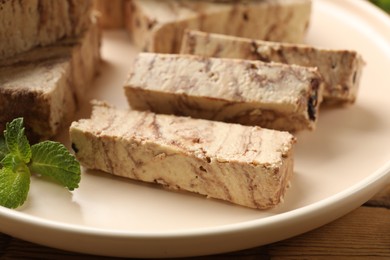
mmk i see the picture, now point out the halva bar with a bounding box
[125,0,311,53]
[0,24,100,139]
[0,0,93,59]
[124,53,324,132]
[70,101,296,209]
[181,30,364,104]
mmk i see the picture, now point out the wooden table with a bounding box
[1,183,389,259]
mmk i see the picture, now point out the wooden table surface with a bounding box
[1,183,389,259]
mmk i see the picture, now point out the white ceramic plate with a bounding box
[1,0,390,258]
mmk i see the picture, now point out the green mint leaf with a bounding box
[370,0,390,12]
[0,118,82,209]
[30,141,81,191]
[0,137,7,162]
[4,118,31,164]
[1,153,24,170]
[0,165,31,209]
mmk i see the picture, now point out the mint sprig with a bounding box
[0,118,81,209]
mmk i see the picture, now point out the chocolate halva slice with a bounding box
[70,101,296,209]
[0,0,93,60]
[125,0,311,53]
[124,53,324,132]
[0,24,100,139]
[181,30,365,105]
